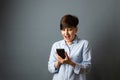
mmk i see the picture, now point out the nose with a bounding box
[64,29,69,35]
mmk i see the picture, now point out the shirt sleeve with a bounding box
[48,43,59,73]
[74,40,91,74]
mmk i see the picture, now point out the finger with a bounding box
[56,54,63,62]
[56,53,61,59]
[56,53,60,61]
[64,52,69,59]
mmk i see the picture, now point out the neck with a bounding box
[65,41,71,46]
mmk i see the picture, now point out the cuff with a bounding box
[74,63,81,74]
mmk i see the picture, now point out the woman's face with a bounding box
[61,27,78,45]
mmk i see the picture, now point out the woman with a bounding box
[48,14,91,80]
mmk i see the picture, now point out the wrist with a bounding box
[69,61,76,68]
[54,61,61,68]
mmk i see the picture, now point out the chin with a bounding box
[64,38,72,42]
[65,40,71,42]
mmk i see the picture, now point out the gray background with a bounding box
[0,0,120,80]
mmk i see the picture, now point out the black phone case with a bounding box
[56,49,65,59]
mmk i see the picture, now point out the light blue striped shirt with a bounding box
[48,36,91,80]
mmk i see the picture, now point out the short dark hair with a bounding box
[60,14,79,30]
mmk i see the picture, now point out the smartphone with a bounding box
[56,49,65,59]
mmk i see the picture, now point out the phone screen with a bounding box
[56,49,65,59]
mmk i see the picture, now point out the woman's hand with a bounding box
[56,52,76,67]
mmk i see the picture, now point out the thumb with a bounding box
[65,52,69,57]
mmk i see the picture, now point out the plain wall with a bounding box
[0,0,120,80]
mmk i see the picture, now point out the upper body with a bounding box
[48,14,91,80]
